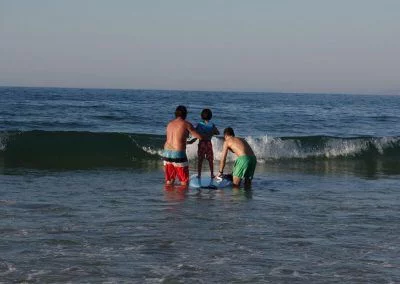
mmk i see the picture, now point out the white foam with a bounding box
[185,139,199,160]
[141,146,163,156]
[243,135,399,161]
[153,135,400,163]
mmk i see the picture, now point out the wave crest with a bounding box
[1,131,399,169]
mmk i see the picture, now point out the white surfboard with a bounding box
[189,174,232,189]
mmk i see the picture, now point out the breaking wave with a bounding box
[1,130,399,169]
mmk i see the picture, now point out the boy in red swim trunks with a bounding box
[188,109,219,178]
[163,106,204,186]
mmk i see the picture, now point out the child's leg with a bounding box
[207,156,214,178]
[232,176,242,187]
[206,143,215,178]
[197,142,207,178]
[197,156,204,177]
[244,178,252,188]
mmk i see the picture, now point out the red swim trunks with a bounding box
[163,150,189,183]
[198,140,214,162]
[164,163,189,183]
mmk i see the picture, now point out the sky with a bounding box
[1,0,399,94]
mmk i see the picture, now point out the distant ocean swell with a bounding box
[0,131,399,169]
[0,131,161,168]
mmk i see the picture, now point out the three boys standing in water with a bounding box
[163,105,256,188]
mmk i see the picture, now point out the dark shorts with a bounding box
[198,140,214,161]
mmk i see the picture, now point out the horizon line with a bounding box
[0,84,398,97]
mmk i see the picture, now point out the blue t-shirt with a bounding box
[196,121,215,140]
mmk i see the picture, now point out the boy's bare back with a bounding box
[225,137,255,157]
[165,118,200,151]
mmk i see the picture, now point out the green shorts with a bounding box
[233,155,257,180]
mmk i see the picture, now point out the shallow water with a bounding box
[1,165,399,283]
[1,87,400,282]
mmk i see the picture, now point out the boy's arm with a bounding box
[187,138,197,144]
[187,122,204,140]
[217,142,229,177]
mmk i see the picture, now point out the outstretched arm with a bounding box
[217,142,229,177]
[187,122,204,140]
[187,137,197,144]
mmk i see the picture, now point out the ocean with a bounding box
[0,86,399,283]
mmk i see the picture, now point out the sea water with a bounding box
[0,87,399,283]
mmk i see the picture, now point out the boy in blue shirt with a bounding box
[188,109,219,178]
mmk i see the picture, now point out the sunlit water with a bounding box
[1,87,400,282]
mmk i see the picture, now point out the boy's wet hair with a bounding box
[175,105,187,119]
[224,127,235,137]
[201,108,212,120]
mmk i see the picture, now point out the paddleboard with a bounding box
[189,174,232,189]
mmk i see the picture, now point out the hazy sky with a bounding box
[1,0,399,94]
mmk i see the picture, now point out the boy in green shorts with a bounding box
[217,127,257,187]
